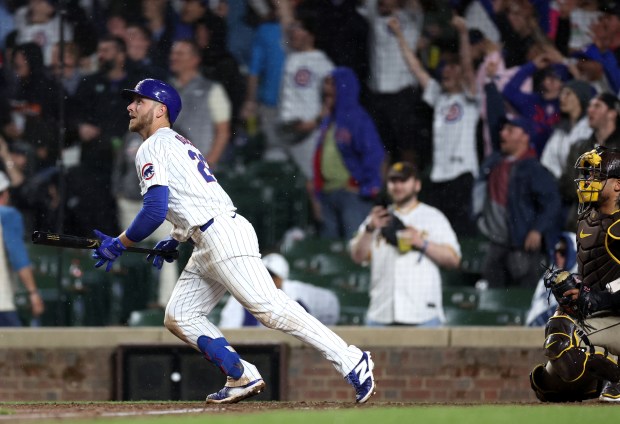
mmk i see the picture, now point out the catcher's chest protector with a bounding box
[577,209,620,289]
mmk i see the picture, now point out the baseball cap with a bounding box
[387,162,419,181]
[262,253,290,280]
[501,116,535,139]
[0,171,10,192]
[596,92,620,113]
[541,64,571,82]
[571,49,597,62]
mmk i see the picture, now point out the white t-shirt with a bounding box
[219,279,341,327]
[14,6,73,66]
[540,117,592,179]
[358,202,461,325]
[364,0,423,93]
[279,50,334,122]
[134,127,235,241]
[569,9,601,51]
[423,79,480,182]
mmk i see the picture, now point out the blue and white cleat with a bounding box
[205,378,266,404]
[345,351,376,403]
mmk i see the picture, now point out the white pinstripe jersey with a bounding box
[135,127,235,241]
[279,50,334,122]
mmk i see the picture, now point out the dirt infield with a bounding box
[0,401,413,422]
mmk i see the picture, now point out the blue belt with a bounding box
[200,218,215,232]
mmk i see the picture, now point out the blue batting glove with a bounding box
[92,229,126,272]
[147,236,179,270]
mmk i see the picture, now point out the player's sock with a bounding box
[197,336,244,379]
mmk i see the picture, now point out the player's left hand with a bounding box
[147,236,180,270]
[567,286,614,317]
[92,229,126,272]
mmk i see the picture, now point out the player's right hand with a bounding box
[147,236,180,270]
[369,206,391,230]
[92,229,126,272]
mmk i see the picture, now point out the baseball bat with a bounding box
[31,231,180,260]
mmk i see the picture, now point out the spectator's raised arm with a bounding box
[452,15,476,95]
[387,17,431,90]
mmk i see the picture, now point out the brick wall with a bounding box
[0,348,113,401]
[0,327,545,402]
[284,347,541,402]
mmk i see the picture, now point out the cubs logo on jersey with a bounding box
[142,163,155,180]
[443,102,463,123]
[294,68,313,87]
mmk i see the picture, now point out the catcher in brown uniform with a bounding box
[530,146,620,402]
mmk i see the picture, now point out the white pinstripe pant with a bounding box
[164,212,363,381]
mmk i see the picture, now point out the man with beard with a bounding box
[68,36,144,236]
[349,162,461,326]
[90,78,376,404]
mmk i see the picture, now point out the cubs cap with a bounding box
[262,253,290,280]
[387,162,419,181]
[501,116,535,140]
[541,64,570,82]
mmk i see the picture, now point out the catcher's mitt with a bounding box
[380,213,406,247]
[543,268,582,317]
[576,285,615,317]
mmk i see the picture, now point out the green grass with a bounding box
[1,404,617,424]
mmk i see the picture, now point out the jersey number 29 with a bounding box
[188,150,216,183]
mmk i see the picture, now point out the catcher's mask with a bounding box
[574,146,620,214]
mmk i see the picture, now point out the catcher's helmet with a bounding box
[574,146,620,214]
[122,78,182,124]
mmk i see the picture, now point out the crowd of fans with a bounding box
[0,0,620,291]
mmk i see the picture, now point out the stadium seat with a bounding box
[127,308,165,327]
[442,286,478,309]
[282,237,347,258]
[283,238,366,279]
[458,235,489,274]
[444,308,524,326]
[337,291,369,325]
[440,268,479,287]
[477,287,534,311]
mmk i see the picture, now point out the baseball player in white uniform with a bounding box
[90,79,376,404]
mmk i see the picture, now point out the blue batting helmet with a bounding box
[122,78,182,124]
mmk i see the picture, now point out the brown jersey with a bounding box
[577,209,620,289]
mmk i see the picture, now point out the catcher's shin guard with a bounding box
[544,314,620,383]
[530,363,601,402]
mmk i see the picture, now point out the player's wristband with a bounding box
[365,224,375,233]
